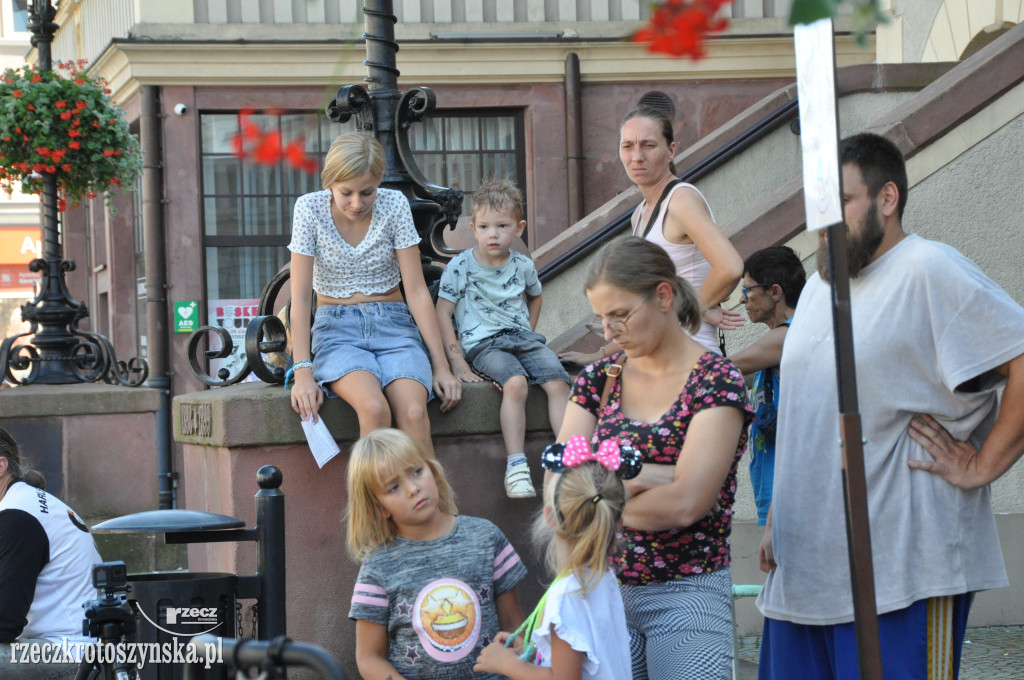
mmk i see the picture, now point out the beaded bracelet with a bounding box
[284,360,314,389]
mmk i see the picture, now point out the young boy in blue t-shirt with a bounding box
[436,179,570,498]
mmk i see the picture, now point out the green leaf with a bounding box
[789,0,841,26]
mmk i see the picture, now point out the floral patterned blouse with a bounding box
[569,352,753,586]
[287,188,420,299]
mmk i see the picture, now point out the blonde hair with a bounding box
[470,178,524,224]
[321,133,387,188]
[536,461,624,595]
[586,236,703,334]
[345,429,456,561]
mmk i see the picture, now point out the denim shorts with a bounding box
[310,302,433,399]
[465,328,570,387]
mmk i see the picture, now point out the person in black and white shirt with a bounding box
[0,428,101,680]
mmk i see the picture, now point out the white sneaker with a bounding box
[504,466,536,499]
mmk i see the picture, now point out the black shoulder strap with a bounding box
[636,179,682,240]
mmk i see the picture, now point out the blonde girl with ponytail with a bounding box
[474,436,639,680]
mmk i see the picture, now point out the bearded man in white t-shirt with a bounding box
[755,132,1024,680]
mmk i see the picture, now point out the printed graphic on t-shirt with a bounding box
[412,578,481,661]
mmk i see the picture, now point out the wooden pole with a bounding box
[793,18,883,679]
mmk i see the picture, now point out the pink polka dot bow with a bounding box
[563,435,622,471]
[541,435,643,479]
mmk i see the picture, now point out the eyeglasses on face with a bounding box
[585,296,649,336]
[741,283,769,298]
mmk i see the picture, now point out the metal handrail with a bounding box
[184,635,348,680]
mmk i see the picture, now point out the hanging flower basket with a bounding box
[0,60,142,212]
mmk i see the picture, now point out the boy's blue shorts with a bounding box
[759,593,972,680]
[465,329,569,388]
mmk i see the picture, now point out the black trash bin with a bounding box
[92,509,248,680]
[128,572,237,680]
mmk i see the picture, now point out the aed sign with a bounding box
[174,300,199,334]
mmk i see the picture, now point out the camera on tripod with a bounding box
[75,561,138,680]
[93,561,129,592]
[81,561,135,640]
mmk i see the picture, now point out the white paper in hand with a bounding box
[301,415,340,468]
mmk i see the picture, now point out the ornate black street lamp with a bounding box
[188,0,462,387]
[326,0,463,265]
[0,0,147,387]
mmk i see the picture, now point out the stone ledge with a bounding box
[0,383,161,417]
[173,379,560,448]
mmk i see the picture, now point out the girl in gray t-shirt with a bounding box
[346,429,527,680]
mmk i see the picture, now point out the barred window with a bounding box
[408,110,526,238]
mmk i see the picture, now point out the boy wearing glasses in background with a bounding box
[436,179,570,499]
[728,246,806,527]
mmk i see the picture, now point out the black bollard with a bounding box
[255,465,285,639]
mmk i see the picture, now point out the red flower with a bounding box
[232,111,319,173]
[26,104,34,111]
[68,129,81,138]
[36,146,51,157]
[56,100,67,108]
[633,0,730,60]
[58,198,67,212]
[252,130,283,166]
[284,139,319,173]
[75,78,85,85]
[31,74,41,83]
[12,90,21,97]
[68,141,80,150]
[103,149,115,157]
[60,111,72,120]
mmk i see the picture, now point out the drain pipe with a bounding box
[141,85,175,509]
[564,53,584,226]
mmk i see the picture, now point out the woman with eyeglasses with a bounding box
[554,237,753,680]
[560,105,743,366]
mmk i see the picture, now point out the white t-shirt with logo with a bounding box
[0,481,102,643]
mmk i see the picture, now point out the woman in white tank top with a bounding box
[561,106,743,364]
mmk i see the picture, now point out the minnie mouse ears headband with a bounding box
[541,435,643,480]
